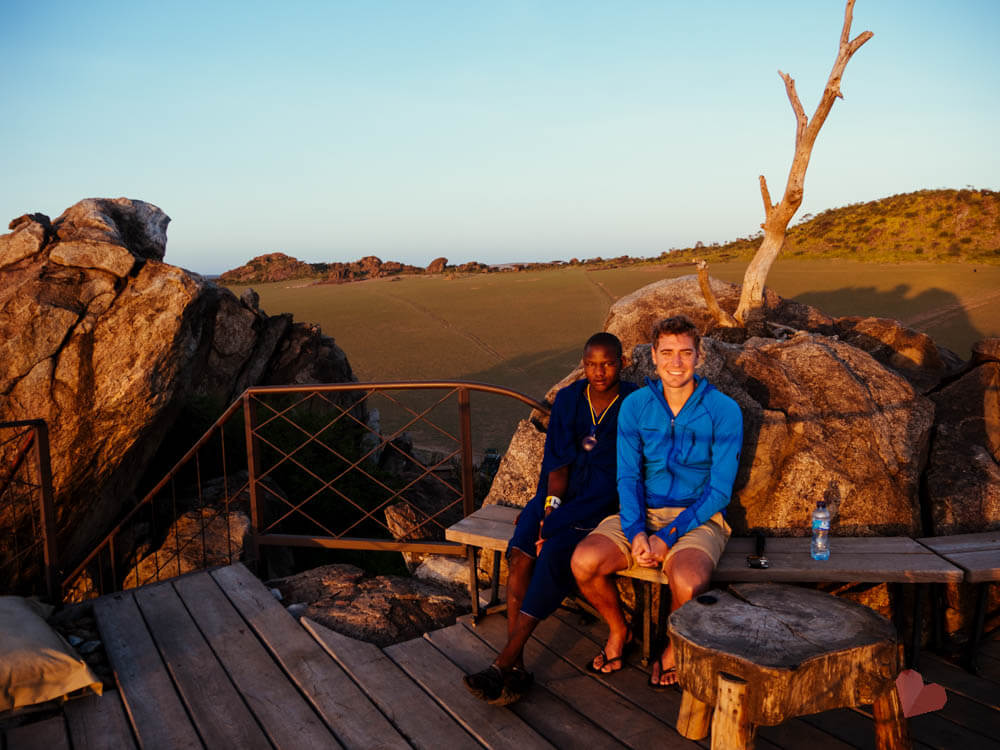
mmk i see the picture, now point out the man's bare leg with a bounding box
[653,548,714,686]
[571,534,631,672]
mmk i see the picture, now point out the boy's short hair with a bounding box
[650,316,700,349]
[584,332,623,359]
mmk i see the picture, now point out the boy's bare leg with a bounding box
[571,535,631,672]
[500,548,535,668]
[653,548,715,686]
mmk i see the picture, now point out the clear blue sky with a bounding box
[3,1,998,274]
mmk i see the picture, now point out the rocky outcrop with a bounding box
[0,198,357,578]
[490,279,937,537]
[926,339,1000,535]
[488,332,933,537]
[832,316,964,394]
[218,252,314,283]
[481,419,546,508]
[482,274,998,637]
[218,252,425,285]
[622,334,932,535]
[269,563,465,646]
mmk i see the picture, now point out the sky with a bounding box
[2,1,998,275]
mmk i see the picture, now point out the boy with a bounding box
[464,332,637,704]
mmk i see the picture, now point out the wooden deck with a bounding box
[4,563,998,749]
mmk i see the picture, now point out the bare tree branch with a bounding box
[780,71,808,147]
[728,0,873,329]
[697,260,738,328]
[759,175,773,220]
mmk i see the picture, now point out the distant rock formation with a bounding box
[426,257,447,274]
[0,198,357,579]
[219,252,314,283]
[219,252,425,285]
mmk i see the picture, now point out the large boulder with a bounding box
[925,339,1000,535]
[603,275,834,355]
[0,198,357,578]
[623,333,933,536]
[489,277,936,540]
[604,275,960,394]
[832,316,964,393]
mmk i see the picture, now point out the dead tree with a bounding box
[705,0,873,331]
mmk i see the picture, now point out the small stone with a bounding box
[270,587,283,601]
[67,634,84,647]
[78,640,102,655]
[286,602,308,618]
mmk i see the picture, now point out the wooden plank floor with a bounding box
[3,564,998,749]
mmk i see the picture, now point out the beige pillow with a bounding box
[0,596,102,712]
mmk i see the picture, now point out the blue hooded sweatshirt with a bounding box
[616,375,743,546]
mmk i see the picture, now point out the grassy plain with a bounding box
[226,259,1000,453]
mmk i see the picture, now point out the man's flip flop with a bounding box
[586,641,633,675]
[648,661,678,692]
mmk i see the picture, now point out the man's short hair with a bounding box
[650,316,700,349]
[584,332,623,359]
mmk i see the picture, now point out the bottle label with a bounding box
[812,519,830,531]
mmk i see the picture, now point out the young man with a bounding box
[571,316,743,687]
[464,332,638,705]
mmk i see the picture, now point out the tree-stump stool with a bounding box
[669,583,910,750]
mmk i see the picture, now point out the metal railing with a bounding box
[62,381,546,606]
[0,420,58,600]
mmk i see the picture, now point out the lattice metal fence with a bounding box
[0,420,57,600]
[62,382,545,606]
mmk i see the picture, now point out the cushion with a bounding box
[0,596,102,712]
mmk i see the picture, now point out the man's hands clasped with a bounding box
[631,531,668,568]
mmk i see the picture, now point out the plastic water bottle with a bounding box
[810,499,831,561]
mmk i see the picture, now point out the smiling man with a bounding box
[571,316,743,688]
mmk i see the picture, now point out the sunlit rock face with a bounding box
[0,198,356,578]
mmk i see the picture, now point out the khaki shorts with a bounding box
[591,506,731,572]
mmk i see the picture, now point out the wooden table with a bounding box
[917,530,1000,671]
[669,583,910,750]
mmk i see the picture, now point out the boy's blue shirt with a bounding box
[616,375,743,546]
[528,378,639,538]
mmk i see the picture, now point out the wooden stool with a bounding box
[670,583,910,750]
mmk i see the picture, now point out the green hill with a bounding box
[679,188,1000,265]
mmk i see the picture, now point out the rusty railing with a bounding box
[0,420,58,600]
[62,381,546,608]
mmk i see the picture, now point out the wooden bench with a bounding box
[445,504,964,667]
[917,530,1000,671]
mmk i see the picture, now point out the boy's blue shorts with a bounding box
[506,496,595,620]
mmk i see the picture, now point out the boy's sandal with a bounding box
[464,664,534,706]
